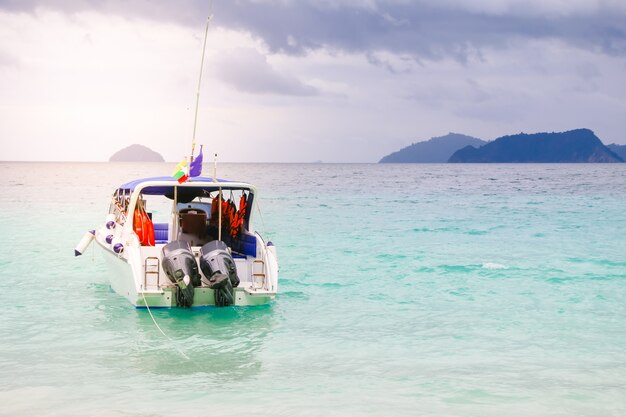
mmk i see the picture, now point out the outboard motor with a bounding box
[161,240,201,308]
[200,241,239,307]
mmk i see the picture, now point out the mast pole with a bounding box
[190,11,213,164]
[214,153,222,241]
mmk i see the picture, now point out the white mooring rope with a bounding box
[141,291,190,360]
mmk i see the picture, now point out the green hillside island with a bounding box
[109,144,165,162]
[448,129,623,163]
[379,133,486,163]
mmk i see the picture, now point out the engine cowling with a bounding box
[161,240,201,307]
[200,240,239,306]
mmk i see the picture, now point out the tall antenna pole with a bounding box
[190,9,213,164]
[215,152,221,241]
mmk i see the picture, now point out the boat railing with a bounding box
[143,256,160,289]
[252,259,266,289]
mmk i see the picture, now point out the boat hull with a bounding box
[99,242,275,308]
[135,287,275,308]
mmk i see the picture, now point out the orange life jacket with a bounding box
[230,193,247,239]
[229,200,240,239]
[133,205,155,246]
[210,194,220,225]
[239,193,247,218]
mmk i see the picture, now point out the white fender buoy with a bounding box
[267,241,277,261]
[75,230,95,256]
[105,214,116,229]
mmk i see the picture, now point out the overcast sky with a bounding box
[1,0,625,162]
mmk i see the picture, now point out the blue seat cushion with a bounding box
[153,223,168,243]
[239,233,257,257]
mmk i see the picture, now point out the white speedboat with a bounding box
[76,176,278,308]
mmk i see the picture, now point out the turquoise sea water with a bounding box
[1,162,625,416]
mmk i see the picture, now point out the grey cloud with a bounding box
[213,47,318,96]
[575,62,601,80]
[213,2,626,61]
[2,0,626,61]
[365,52,414,74]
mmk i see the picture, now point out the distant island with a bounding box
[379,133,485,163]
[380,129,623,163]
[607,144,626,161]
[449,129,622,163]
[109,144,165,162]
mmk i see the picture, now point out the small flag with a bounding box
[189,145,203,177]
[172,158,189,184]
